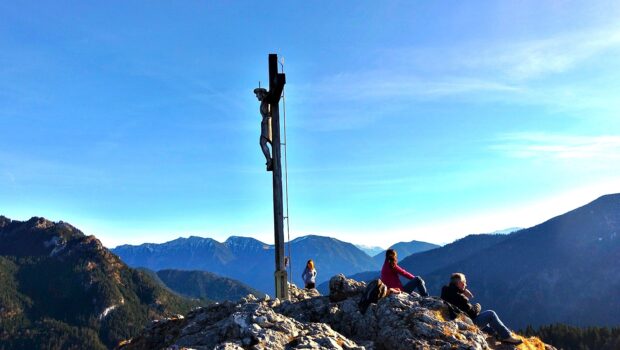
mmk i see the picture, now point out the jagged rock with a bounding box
[328,274,365,302]
[119,276,556,350]
[32,216,54,230]
[0,215,10,229]
[120,295,362,350]
[288,282,321,303]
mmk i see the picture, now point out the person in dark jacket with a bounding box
[441,273,522,345]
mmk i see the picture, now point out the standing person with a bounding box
[380,249,428,297]
[301,259,317,289]
[441,273,522,345]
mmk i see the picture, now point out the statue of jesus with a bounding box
[254,87,272,171]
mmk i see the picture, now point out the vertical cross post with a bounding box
[267,54,288,300]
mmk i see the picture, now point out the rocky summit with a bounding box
[119,275,554,350]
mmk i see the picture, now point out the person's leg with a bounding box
[402,278,417,293]
[473,310,511,339]
[260,137,272,169]
[480,325,496,336]
[414,276,428,297]
[403,276,429,297]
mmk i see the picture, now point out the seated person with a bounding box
[441,273,522,345]
[380,249,428,296]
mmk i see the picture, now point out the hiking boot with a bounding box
[500,336,523,345]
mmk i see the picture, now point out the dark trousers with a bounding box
[403,276,429,297]
[474,310,511,339]
[305,282,315,289]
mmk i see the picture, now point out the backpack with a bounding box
[358,279,389,314]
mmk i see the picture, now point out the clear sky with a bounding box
[2,1,620,248]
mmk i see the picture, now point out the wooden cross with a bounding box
[258,54,288,300]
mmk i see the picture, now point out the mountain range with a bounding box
[0,216,203,349]
[354,244,384,257]
[318,233,510,294]
[3,192,618,348]
[417,193,620,329]
[323,194,620,329]
[370,240,440,265]
[113,234,389,294]
[113,194,620,330]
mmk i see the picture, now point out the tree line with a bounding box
[521,323,620,350]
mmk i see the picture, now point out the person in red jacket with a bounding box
[380,249,428,297]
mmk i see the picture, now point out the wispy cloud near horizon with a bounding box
[492,133,620,160]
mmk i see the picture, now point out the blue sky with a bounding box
[1,1,620,248]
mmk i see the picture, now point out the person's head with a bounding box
[385,249,397,267]
[254,88,267,101]
[450,273,467,291]
[306,259,314,270]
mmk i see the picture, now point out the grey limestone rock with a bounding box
[120,275,556,350]
[288,282,321,302]
[328,274,365,302]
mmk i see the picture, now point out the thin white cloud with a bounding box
[385,25,620,81]
[290,74,524,132]
[497,28,620,80]
[297,24,620,114]
[492,133,620,160]
[297,72,521,103]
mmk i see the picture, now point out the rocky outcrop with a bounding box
[328,274,365,302]
[119,274,555,350]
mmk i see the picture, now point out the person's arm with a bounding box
[455,294,479,319]
[472,303,481,314]
[393,264,415,279]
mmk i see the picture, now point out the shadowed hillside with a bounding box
[156,269,265,302]
[0,216,203,349]
[321,233,508,293]
[419,194,620,328]
[319,194,620,329]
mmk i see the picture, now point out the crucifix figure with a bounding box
[254,54,288,300]
[254,87,273,171]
